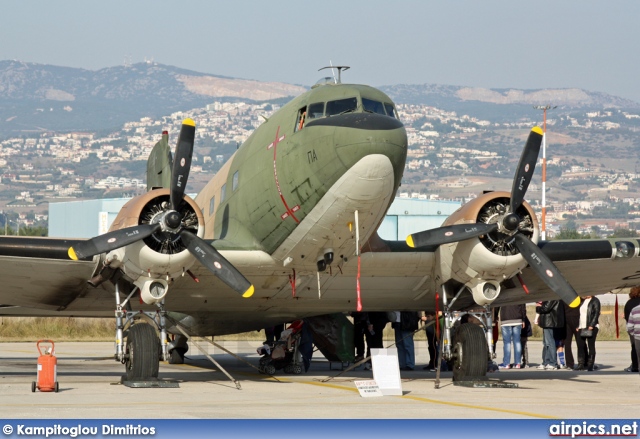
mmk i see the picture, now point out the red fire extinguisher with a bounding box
[32,340,58,393]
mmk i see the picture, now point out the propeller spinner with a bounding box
[68,119,254,298]
[406,127,580,307]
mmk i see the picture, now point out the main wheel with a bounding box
[31,381,36,393]
[124,323,160,381]
[451,323,488,382]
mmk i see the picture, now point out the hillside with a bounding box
[0,60,306,134]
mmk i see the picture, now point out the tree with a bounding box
[554,227,583,240]
[608,228,639,238]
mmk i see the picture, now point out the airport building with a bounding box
[48,197,462,240]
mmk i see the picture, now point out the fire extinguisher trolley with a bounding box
[32,339,59,392]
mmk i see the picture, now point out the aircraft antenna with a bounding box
[329,60,337,83]
[318,65,350,84]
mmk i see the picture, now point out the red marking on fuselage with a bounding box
[268,126,299,223]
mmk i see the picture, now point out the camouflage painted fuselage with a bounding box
[195,83,408,254]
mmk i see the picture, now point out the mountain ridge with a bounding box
[0,60,638,135]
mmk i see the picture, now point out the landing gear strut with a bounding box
[436,284,492,386]
[113,284,169,383]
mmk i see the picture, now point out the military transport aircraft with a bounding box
[1,67,639,383]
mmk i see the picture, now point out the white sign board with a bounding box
[370,347,403,396]
[354,380,383,397]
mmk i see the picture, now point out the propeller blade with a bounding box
[510,126,543,214]
[68,223,161,260]
[170,119,196,211]
[406,223,498,248]
[179,230,254,298]
[512,233,580,307]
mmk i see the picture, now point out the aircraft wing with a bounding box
[0,237,101,312]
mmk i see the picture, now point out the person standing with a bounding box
[624,287,640,372]
[363,312,388,370]
[521,314,533,368]
[626,300,640,376]
[536,300,565,370]
[497,304,526,369]
[563,299,581,370]
[392,311,419,371]
[350,312,368,364]
[576,295,601,371]
[421,311,439,371]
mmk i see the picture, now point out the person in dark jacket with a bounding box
[563,299,581,370]
[497,304,526,369]
[363,312,389,370]
[624,287,640,372]
[576,295,601,371]
[536,300,565,370]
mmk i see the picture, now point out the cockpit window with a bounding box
[384,103,397,119]
[307,102,325,120]
[362,98,386,115]
[326,97,358,116]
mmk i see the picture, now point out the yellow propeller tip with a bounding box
[569,296,581,308]
[68,247,78,260]
[242,285,255,298]
[406,235,415,248]
[183,118,196,127]
[532,126,543,135]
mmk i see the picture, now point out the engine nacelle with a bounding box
[467,278,501,306]
[102,188,205,299]
[137,278,169,304]
[435,191,539,300]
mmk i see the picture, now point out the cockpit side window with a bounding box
[362,98,386,115]
[307,102,325,120]
[384,103,397,119]
[326,97,358,116]
[294,106,307,132]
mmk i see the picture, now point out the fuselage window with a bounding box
[326,97,358,116]
[209,195,216,216]
[220,183,226,203]
[384,103,397,119]
[362,98,386,115]
[232,170,239,191]
[295,107,307,132]
[307,102,325,120]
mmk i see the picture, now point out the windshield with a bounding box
[362,98,386,115]
[307,102,325,120]
[326,97,357,116]
[384,103,397,119]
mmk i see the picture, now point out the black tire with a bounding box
[124,323,160,381]
[54,382,59,393]
[169,348,186,365]
[292,364,302,374]
[31,381,36,393]
[451,323,488,382]
[264,364,276,375]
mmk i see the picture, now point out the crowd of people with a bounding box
[349,288,640,374]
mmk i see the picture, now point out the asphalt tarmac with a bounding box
[0,339,637,419]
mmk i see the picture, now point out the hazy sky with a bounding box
[2,1,640,102]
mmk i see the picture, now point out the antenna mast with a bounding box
[318,65,350,84]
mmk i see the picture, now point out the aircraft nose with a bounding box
[306,113,407,185]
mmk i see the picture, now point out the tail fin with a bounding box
[146,130,173,191]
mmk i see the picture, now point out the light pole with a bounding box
[533,105,557,240]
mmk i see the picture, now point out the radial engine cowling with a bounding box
[103,188,205,303]
[436,191,539,304]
